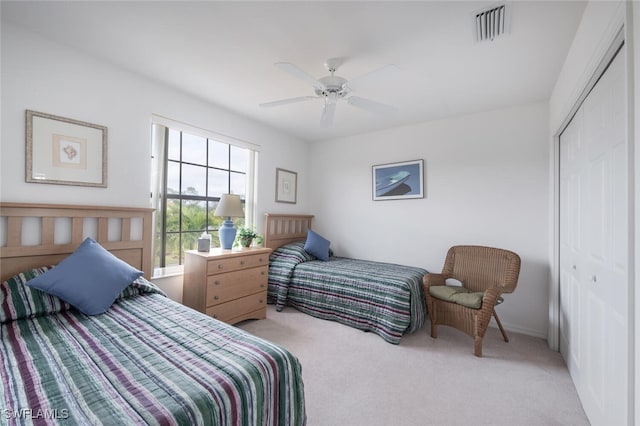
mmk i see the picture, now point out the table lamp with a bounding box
[214,194,244,249]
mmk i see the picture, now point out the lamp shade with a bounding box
[214,194,244,218]
[214,194,244,250]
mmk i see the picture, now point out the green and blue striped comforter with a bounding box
[268,242,427,344]
[1,277,306,426]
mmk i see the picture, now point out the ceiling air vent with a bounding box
[474,3,508,42]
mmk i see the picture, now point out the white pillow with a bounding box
[445,278,463,287]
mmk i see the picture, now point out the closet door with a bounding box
[559,47,628,425]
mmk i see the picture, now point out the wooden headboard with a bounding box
[0,203,154,281]
[264,213,314,250]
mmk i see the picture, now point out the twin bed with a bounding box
[0,203,305,425]
[263,214,428,345]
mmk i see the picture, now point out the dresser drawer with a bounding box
[206,265,268,306]
[183,248,271,325]
[207,253,270,275]
[206,291,266,323]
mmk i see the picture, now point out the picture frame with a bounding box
[26,110,108,187]
[275,168,297,204]
[372,159,424,201]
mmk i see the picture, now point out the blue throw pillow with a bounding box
[26,238,143,315]
[304,229,331,261]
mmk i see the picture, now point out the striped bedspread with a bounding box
[1,286,306,425]
[268,242,427,344]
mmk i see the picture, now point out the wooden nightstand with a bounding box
[183,247,271,324]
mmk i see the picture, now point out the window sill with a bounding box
[152,265,184,279]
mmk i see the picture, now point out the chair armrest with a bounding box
[423,273,446,289]
[481,287,502,310]
[423,273,446,314]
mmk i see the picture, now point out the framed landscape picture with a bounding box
[26,110,108,187]
[372,159,424,201]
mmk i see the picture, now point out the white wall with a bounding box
[550,1,626,133]
[308,102,550,338]
[1,22,310,217]
[1,22,311,296]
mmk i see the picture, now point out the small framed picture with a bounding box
[275,168,297,204]
[372,159,424,201]
[26,110,107,187]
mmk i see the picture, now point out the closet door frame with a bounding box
[551,22,634,425]
[551,28,626,346]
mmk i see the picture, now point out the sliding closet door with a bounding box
[559,46,628,425]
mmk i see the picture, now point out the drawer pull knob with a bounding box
[213,314,218,319]
[260,284,265,288]
[240,260,245,265]
[218,264,224,270]
[259,299,263,304]
[261,271,265,275]
[214,280,220,285]
[214,296,219,300]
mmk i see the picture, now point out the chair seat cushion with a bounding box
[429,285,505,309]
[429,285,485,309]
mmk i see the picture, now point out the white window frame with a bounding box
[150,115,260,275]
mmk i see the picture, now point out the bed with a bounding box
[0,203,306,425]
[264,214,427,345]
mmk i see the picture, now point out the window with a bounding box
[151,120,258,271]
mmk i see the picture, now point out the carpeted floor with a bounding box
[239,304,590,426]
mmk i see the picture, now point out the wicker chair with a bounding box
[423,245,521,357]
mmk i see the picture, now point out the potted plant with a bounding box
[235,226,262,248]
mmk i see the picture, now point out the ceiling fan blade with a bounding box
[347,96,397,115]
[346,64,400,92]
[275,62,326,91]
[259,96,318,108]
[320,102,336,128]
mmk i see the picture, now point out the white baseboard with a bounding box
[489,320,548,341]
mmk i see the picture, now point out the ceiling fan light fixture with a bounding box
[261,58,397,128]
[325,92,338,105]
[316,75,349,98]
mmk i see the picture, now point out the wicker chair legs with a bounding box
[493,309,509,342]
[432,322,486,357]
[431,313,507,357]
[474,336,483,357]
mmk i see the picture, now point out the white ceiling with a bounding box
[2,1,586,142]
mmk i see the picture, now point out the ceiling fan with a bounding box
[259,58,398,127]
